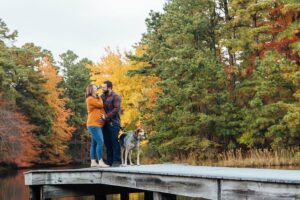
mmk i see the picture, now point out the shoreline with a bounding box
[0,163,89,173]
[2,153,300,172]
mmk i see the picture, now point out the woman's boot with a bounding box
[91,159,98,167]
[98,159,110,167]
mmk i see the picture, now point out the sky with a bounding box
[0,0,165,62]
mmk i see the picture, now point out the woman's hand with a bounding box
[100,114,106,122]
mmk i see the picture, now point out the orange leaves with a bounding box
[39,57,74,165]
[260,3,300,63]
[0,94,39,167]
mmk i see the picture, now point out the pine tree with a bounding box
[59,50,92,163]
[130,0,228,161]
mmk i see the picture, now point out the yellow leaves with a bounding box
[293,89,300,101]
[88,47,159,129]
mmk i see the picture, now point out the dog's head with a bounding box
[135,128,147,140]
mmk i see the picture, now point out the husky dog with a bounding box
[119,128,146,166]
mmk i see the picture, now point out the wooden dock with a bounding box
[24,163,300,200]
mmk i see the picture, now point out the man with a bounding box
[101,80,122,167]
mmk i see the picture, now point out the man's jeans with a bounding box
[103,123,121,165]
[87,126,104,160]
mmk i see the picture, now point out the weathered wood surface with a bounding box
[24,164,300,200]
[41,184,140,199]
[25,164,300,184]
[221,180,300,200]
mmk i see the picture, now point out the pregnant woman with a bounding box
[85,84,109,167]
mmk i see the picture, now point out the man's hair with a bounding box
[103,80,113,89]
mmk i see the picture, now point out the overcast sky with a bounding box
[0,0,165,62]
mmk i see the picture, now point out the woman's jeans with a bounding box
[87,126,104,160]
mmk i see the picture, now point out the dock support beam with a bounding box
[145,191,153,200]
[121,192,130,200]
[29,186,41,200]
[95,195,107,200]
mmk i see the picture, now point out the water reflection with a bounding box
[0,169,28,200]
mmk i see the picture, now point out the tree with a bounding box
[39,57,74,165]
[0,94,39,167]
[0,19,54,165]
[129,0,229,161]
[59,50,92,163]
[89,48,137,129]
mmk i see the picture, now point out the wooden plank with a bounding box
[101,172,218,199]
[41,184,140,199]
[221,180,300,200]
[23,164,300,200]
[26,171,103,185]
[25,171,218,199]
[26,173,33,187]
[24,164,300,184]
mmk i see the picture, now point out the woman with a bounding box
[85,84,109,167]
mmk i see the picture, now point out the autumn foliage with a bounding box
[0,94,39,167]
[88,47,160,130]
[39,57,74,165]
[1,0,300,168]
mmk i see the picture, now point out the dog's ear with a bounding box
[135,128,141,135]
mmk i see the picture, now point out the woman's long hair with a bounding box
[85,84,96,98]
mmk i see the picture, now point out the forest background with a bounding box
[1,0,300,168]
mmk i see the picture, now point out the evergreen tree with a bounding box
[59,50,92,163]
[130,0,228,161]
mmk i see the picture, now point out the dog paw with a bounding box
[121,164,127,167]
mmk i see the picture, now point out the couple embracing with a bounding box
[85,80,122,167]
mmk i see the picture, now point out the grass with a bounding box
[214,148,300,168]
[143,148,300,168]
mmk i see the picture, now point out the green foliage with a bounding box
[0,19,63,165]
[59,50,92,163]
[130,0,300,162]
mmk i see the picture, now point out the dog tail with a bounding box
[119,133,127,146]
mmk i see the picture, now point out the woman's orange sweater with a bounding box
[86,96,105,127]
